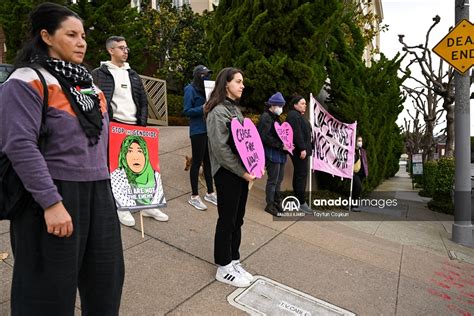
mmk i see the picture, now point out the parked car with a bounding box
[0,64,14,84]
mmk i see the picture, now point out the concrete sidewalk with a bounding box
[1,126,474,315]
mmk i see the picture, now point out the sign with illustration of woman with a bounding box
[109,122,166,210]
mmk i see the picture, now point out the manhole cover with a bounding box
[228,276,355,315]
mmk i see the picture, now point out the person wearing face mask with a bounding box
[257,92,288,216]
[352,136,369,211]
[183,65,218,211]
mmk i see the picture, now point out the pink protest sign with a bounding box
[231,118,265,178]
[274,122,294,154]
[310,96,357,179]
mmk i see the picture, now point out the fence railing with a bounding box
[140,74,168,126]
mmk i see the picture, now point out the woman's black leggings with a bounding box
[190,133,213,196]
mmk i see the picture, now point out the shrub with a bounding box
[422,160,438,197]
[426,157,455,214]
[167,94,184,117]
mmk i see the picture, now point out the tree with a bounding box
[398,16,455,157]
[0,0,66,63]
[324,6,406,191]
[207,0,344,107]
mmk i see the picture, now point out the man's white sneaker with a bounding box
[215,263,251,287]
[141,208,169,222]
[204,192,218,206]
[232,260,254,283]
[188,196,207,210]
[117,210,135,226]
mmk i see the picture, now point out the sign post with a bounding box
[433,1,473,247]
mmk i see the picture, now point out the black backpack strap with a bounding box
[29,66,49,147]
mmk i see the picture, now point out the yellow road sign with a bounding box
[432,19,474,74]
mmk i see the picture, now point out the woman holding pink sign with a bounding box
[205,67,256,288]
[257,92,288,216]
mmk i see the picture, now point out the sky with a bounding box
[379,0,473,136]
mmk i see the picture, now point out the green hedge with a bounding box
[424,157,455,214]
[422,160,438,197]
[167,94,184,117]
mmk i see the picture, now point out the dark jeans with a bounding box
[190,133,213,196]
[265,161,285,205]
[290,154,309,204]
[10,179,124,316]
[213,167,248,266]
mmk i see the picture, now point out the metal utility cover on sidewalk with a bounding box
[228,276,355,315]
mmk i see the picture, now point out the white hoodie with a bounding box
[103,61,137,124]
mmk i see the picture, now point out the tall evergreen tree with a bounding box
[0,0,66,63]
[207,0,345,107]
[325,8,406,191]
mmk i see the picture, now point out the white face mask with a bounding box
[357,142,363,148]
[273,107,283,116]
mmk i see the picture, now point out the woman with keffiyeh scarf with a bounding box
[0,3,124,315]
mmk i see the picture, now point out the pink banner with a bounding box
[310,96,356,179]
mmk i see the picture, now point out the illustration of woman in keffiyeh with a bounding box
[111,135,166,209]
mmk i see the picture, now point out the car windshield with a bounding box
[0,65,13,84]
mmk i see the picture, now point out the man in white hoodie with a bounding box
[92,36,168,226]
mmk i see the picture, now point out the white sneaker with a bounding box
[232,260,254,283]
[141,208,169,222]
[117,210,135,226]
[188,196,207,210]
[204,192,218,206]
[215,263,251,287]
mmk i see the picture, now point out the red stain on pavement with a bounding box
[447,304,472,316]
[428,288,452,300]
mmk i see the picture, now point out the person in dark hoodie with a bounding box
[257,92,288,216]
[183,65,217,211]
[286,95,313,214]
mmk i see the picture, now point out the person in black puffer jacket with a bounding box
[91,36,167,227]
[91,36,148,126]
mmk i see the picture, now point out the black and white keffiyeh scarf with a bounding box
[32,56,103,145]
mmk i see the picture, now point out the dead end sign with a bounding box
[432,19,474,74]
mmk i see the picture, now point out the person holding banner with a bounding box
[205,67,255,288]
[0,3,124,314]
[183,65,218,211]
[257,92,288,216]
[286,95,313,214]
[92,35,168,226]
[352,136,369,211]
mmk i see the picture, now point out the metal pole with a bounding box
[452,0,474,247]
